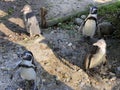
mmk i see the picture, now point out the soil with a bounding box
[0,0,120,90]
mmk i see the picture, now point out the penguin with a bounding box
[21,5,42,37]
[84,39,107,71]
[79,6,98,39]
[11,51,38,90]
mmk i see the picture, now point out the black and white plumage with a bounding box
[11,51,37,90]
[79,6,98,38]
[19,51,37,80]
[84,39,107,70]
[21,5,41,37]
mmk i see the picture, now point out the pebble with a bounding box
[2,55,8,59]
[42,79,46,82]
[68,43,72,47]
[78,69,83,72]
[74,25,80,30]
[8,34,13,38]
[24,38,28,41]
[0,67,11,71]
[81,15,86,19]
[74,18,83,26]
[66,77,71,82]
[109,72,115,76]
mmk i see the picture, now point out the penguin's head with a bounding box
[93,39,106,49]
[90,6,98,14]
[21,4,32,14]
[21,51,33,61]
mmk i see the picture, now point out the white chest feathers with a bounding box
[20,68,36,80]
[19,60,36,80]
[82,19,96,38]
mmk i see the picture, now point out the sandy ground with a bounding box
[0,0,120,90]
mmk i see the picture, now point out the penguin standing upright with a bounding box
[11,51,38,90]
[21,5,42,37]
[84,39,107,71]
[79,6,98,38]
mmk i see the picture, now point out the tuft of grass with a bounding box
[98,2,120,20]
[98,1,120,38]
[7,7,14,15]
[58,21,76,30]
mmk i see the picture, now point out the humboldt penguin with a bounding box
[11,51,38,90]
[84,39,107,70]
[79,6,98,38]
[21,5,42,37]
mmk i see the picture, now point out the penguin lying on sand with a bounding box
[79,6,98,39]
[84,39,107,71]
[21,5,42,37]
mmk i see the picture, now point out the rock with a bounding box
[78,69,83,72]
[24,38,28,41]
[109,72,116,76]
[74,18,83,26]
[2,55,8,59]
[97,21,115,37]
[74,25,80,30]
[66,76,71,82]
[68,43,72,47]
[81,15,86,19]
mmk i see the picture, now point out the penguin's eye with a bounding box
[23,55,32,60]
[22,53,32,60]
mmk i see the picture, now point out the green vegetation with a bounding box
[98,1,120,38]
[98,2,120,15]
[7,7,14,15]
[58,21,76,30]
[57,1,120,38]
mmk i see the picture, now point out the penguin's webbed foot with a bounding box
[86,69,102,82]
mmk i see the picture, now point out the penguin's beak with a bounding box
[93,41,102,46]
[93,42,99,46]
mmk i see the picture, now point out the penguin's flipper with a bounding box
[101,54,108,65]
[10,65,20,79]
[84,53,93,71]
[78,17,88,33]
[79,21,85,33]
[26,23,31,34]
[10,61,22,79]
[84,46,100,70]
